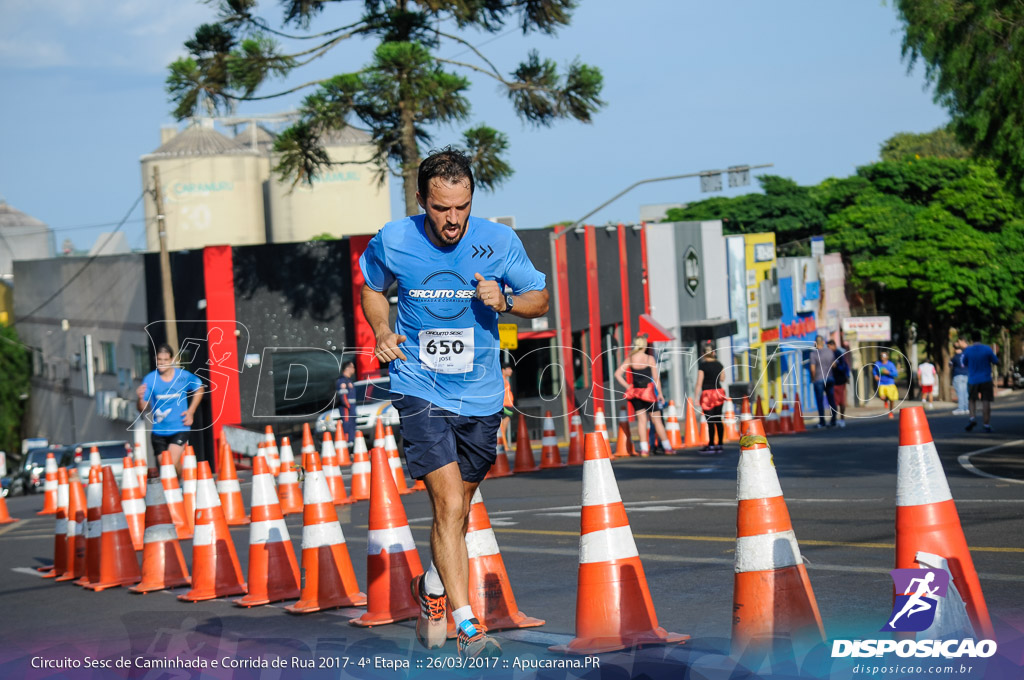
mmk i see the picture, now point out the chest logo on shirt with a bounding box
[471,244,495,259]
[408,270,474,320]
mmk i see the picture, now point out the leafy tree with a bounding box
[879,127,971,162]
[896,1,1024,194]
[168,0,604,215]
[0,324,31,455]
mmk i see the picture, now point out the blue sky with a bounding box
[0,1,950,252]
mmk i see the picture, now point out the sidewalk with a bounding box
[798,386,1017,424]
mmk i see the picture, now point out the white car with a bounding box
[315,374,400,440]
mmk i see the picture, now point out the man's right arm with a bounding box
[361,284,407,363]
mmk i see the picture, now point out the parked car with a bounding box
[6,446,68,496]
[315,371,400,442]
[69,441,133,483]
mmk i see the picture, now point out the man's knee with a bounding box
[432,493,468,527]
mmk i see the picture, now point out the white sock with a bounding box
[423,561,444,597]
[452,605,477,635]
[638,441,649,453]
[660,439,672,451]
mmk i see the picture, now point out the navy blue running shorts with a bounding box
[392,394,500,483]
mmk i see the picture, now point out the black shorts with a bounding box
[628,398,658,414]
[151,432,189,455]
[967,381,994,402]
[393,394,500,483]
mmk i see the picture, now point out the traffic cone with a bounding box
[683,398,701,448]
[513,413,540,473]
[594,407,610,451]
[740,395,752,423]
[217,439,249,526]
[385,426,415,495]
[133,437,148,487]
[88,446,102,474]
[56,476,87,582]
[335,421,352,467]
[321,432,354,506]
[0,493,18,524]
[264,426,281,477]
[120,457,146,552]
[551,433,688,654]
[540,411,565,468]
[567,414,585,466]
[461,489,545,633]
[75,466,104,587]
[158,451,191,540]
[665,401,684,450]
[752,397,765,428]
[83,467,142,591]
[374,420,386,450]
[235,456,301,607]
[349,433,371,501]
[178,461,247,601]
[723,399,741,443]
[276,436,303,515]
[614,409,635,458]
[486,433,514,479]
[181,446,198,532]
[765,397,779,436]
[36,452,59,515]
[130,476,191,593]
[778,394,793,434]
[895,407,994,639]
[42,467,70,578]
[350,447,422,626]
[792,393,807,434]
[286,451,366,613]
[731,426,825,656]
[698,414,709,447]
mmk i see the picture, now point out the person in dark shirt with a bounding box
[949,340,969,415]
[694,345,726,455]
[827,339,850,428]
[961,334,999,433]
[334,361,357,445]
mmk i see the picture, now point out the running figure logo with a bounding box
[882,568,950,632]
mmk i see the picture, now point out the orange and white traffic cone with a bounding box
[217,439,249,526]
[36,452,59,515]
[614,409,635,458]
[461,489,545,633]
[88,446,102,475]
[75,466,104,587]
[56,475,87,582]
[792,393,807,434]
[181,446,198,533]
[349,433,372,501]
[723,398,741,443]
[120,457,146,552]
[321,432,354,506]
[752,397,766,431]
[83,467,142,591]
[235,455,301,607]
[683,398,701,448]
[567,414,585,466]
[665,401,684,450]
[0,493,18,524]
[285,451,366,614]
[540,411,565,468]
[276,436,303,515]
[740,395,752,423]
[486,433,514,479]
[385,426,416,495]
[778,394,793,434]
[130,476,191,593]
[350,447,422,626]
[895,407,994,639]
[764,397,780,436]
[178,461,247,602]
[159,451,191,540]
[698,413,710,447]
[551,433,688,654]
[513,413,540,473]
[731,423,825,656]
[42,467,69,578]
[334,421,352,467]
[264,426,281,477]
[594,407,610,452]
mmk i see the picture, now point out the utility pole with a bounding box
[151,166,179,354]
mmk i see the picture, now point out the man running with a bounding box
[962,333,999,433]
[873,351,899,419]
[359,147,549,658]
[136,343,205,475]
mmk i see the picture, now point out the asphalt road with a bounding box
[1,395,1022,680]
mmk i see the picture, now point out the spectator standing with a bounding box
[808,336,836,429]
[499,364,514,451]
[917,358,937,410]
[694,346,727,454]
[827,339,850,428]
[873,351,899,419]
[949,341,969,415]
[334,361,357,445]
[962,334,999,433]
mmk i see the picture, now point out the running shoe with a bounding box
[697,446,716,455]
[984,425,992,433]
[411,574,447,649]
[965,419,976,432]
[457,618,502,658]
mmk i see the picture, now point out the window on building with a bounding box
[100,341,116,375]
[132,345,150,380]
[33,349,44,377]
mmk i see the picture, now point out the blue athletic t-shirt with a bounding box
[873,360,898,386]
[142,368,204,435]
[963,343,998,384]
[360,214,546,416]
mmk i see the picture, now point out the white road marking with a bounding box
[957,439,1024,486]
[11,566,48,578]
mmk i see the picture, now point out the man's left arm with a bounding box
[183,375,205,427]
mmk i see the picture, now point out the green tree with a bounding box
[879,127,971,162]
[168,0,604,216]
[0,324,31,454]
[896,1,1024,193]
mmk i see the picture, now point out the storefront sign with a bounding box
[842,316,891,341]
[762,315,817,343]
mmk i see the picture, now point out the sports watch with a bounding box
[504,294,515,313]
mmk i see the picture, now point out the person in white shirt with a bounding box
[918,359,938,409]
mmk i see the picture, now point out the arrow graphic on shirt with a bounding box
[470,245,495,259]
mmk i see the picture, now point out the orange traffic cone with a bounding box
[614,410,635,458]
[723,398,741,443]
[461,489,545,632]
[731,423,824,655]
[792,393,807,434]
[373,420,386,450]
[551,433,688,654]
[778,393,793,434]
[276,436,303,515]
[567,414,585,466]
[350,447,422,626]
[594,407,609,451]
[334,421,352,467]
[217,439,249,526]
[665,401,684,450]
[895,407,994,639]
[385,426,415,495]
[321,432,354,506]
[752,397,765,429]
[349,433,371,501]
[36,452,59,515]
[83,467,142,591]
[540,411,565,468]
[285,451,366,613]
[88,446,102,474]
[159,451,191,540]
[0,493,18,524]
[264,426,281,477]
[130,476,191,593]
[56,475,87,582]
[178,461,247,601]
[486,433,514,479]
[765,397,779,436]
[120,457,146,551]
[683,398,701,448]
[42,467,70,578]
[75,466,104,587]
[698,413,709,447]
[236,455,301,607]
[513,413,540,473]
[181,446,198,532]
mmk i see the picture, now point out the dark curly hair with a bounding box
[418,146,474,199]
